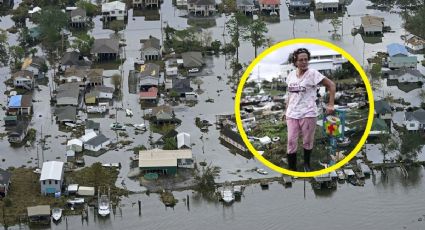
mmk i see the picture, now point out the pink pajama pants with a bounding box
[286,117,317,154]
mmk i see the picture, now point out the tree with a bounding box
[378,134,398,163]
[404,6,425,38]
[330,18,342,40]
[11,4,29,27]
[76,0,98,17]
[109,20,125,34]
[72,33,94,56]
[112,74,122,90]
[9,45,25,70]
[30,47,38,57]
[210,40,221,54]
[163,137,177,150]
[169,90,180,102]
[370,63,382,79]
[244,19,268,58]
[225,13,249,64]
[400,132,423,162]
[0,30,9,67]
[35,7,68,56]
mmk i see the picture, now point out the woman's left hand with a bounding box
[326,104,335,115]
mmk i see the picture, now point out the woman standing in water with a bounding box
[284,48,336,172]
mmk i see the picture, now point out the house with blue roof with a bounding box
[387,43,417,69]
[7,95,33,115]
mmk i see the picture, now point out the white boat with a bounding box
[256,168,268,175]
[126,109,133,116]
[51,208,62,222]
[87,106,107,114]
[110,122,126,131]
[220,188,235,204]
[67,198,85,205]
[98,195,110,217]
[133,123,147,131]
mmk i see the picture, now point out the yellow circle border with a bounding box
[234,38,375,177]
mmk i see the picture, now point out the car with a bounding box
[188,68,199,73]
[256,168,268,175]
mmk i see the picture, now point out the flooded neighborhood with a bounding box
[0,0,425,229]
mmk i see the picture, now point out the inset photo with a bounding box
[238,42,371,173]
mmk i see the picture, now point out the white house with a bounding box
[12,70,35,90]
[388,68,424,83]
[176,0,188,7]
[67,138,83,152]
[40,161,64,195]
[166,66,178,76]
[177,132,191,149]
[84,134,110,152]
[102,1,127,22]
[404,109,425,131]
[80,131,97,143]
[315,0,339,11]
[94,86,114,99]
[187,0,216,16]
[405,34,425,52]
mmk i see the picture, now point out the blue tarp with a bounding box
[387,43,408,57]
[8,95,22,107]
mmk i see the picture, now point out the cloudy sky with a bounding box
[248,43,336,82]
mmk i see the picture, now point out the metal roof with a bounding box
[177,132,191,149]
[138,149,192,168]
[40,161,64,181]
[387,43,409,57]
[27,205,50,217]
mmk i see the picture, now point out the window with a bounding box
[119,10,123,14]
[410,123,415,127]
[55,180,58,184]
[49,180,51,185]
[43,181,45,185]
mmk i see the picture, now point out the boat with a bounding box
[67,198,85,205]
[51,208,62,222]
[133,123,147,131]
[336,170,346,182]
[87,106,107,114]
[220,188,235,204]
[98,195,110,217]
[233,185,244,200]
[126,109,133,117]
[110,122,126,131]
[256,168,268,175]
[282,175,293,187]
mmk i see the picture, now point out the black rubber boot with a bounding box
[287,153,297,172]
[303,148,312,172]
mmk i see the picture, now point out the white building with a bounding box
[404,109,425,131]
[40,161,64,195]
[102,1,127,22]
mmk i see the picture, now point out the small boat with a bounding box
[256,168,268,175]
[220,188,235,204]
[67,198,85,205]
[336,170,346,182]
[98,195,110,217]
[51,208,62,222]
[126,109,133,117]
[110,122,126,131]
[282,175,293,187]
[133,123,147,131]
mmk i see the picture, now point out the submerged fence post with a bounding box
[138,200,141,216]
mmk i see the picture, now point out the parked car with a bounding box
[188,68,199,73]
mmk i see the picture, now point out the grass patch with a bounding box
[149,122,177,135]
[92,59,124,70]
[187,18,217,28]
[0,168,68,227]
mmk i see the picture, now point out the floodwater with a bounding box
[1,0,425,229]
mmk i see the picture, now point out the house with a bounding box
[181,51,204,68]
[56,83,80,106]
[27,205,51,224]
[219,127,248,152]
[4,115,17,126]
[91,38,120,61]
[86,69,104,86]
[7,121,29,144]
[101,1,127,22]
[66,150,75,162]
[138,63,160,91]
[387,43,417,69]
[151,105,174,124]
[138,149,194,174]
[314,0,339,11]
[69,8,87,28]
[176,0,188,7]
[369,118,389,136]
[139,86,158,103]
[55,106,77,124]
[21,56,47,79]
[84,134,110,152]
[404,109,425,131]
[0,169,12,197]
[40,161,64,195]
[67,138,83,152]
[166,66,178,76]
[374,100,392,120]
[94,86,114,99]
[144,0,160,8]
[140,36,161,61]
[133,0,143,8]
[187,0,216,16]
[258,0,280,13]
[60,51,92,70]
[80,131,98,143]
[61,66,86,84]
[288,0,311,12]
[387,68,424,83]
[177,132,191,149]
[360,15,384,35]
[171,77,192,97]
[12,70,34,90]
[405,34,425,52]
[236,0,257,14]
[7,95,33,115]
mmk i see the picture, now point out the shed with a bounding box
[77,186,95,196]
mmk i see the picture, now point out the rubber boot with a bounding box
[303,148,312,172]
[287,153,297,172]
